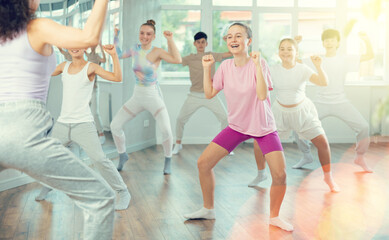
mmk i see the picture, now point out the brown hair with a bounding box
[141,19,156,33]
[229,22,252,39]
[279,38,298,51]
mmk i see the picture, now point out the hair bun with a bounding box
[146,19,156,26]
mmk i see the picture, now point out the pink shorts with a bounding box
[212,126,283,155]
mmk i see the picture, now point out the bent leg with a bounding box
[72,122,128,191]
[265,151,293,231]
[0,105,115,240]
[311,134,340,192]
[175,94,202,142]
[248,141,268,187]
[183,142,229,219]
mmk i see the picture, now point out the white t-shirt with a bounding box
[303,54,360,104]
[270,63,315,105]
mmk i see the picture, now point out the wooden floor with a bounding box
[0,141,388,240]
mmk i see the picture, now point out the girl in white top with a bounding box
[0,0,115,239]
[35,46,132,211]
[255,38,340,192]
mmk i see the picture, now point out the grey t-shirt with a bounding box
[182,52,224,92]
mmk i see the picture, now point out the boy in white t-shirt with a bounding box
[294,29,374,172]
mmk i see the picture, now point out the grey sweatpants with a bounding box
[90,82,104,133]
[52,121,127,191]
[0,100,114,240]
[175,92,228,141]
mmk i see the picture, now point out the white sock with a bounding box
[172,144,182,155]
[292,153,314,169]
[354,154,373,173]
[269,217,294,231]
[248,169,267,187]
[324,172,340,192]
[115,189,131,211]
[35,187,52,201]
[183,207,215,220]
[163,157,172,175]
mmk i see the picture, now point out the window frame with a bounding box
[160,0,388,83]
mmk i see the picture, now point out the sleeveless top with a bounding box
[57,62,94,123]
[0,31,56,103]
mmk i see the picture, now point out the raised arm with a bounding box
[222,52,232,59]
[309,55,328,86]
[203,55,220,99]
[51,62,66,76]
[359,32,374,62]
[29,0,109,53]
[251,52,268,101]
[92,44,122,82]
[294,35,303,64]
[158,31,182,64]
[113,28,132,59]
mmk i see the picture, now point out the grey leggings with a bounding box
[0,100,114,240]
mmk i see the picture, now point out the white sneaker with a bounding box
[115,190,131,211]
[228,151,234,156]
[172,144,182,155]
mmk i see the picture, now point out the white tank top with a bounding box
[57,62,94,123]
[0,31,56,103]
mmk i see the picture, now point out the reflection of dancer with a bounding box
[35,46,131,210]
[57,47,72,61]
[86,44,107,144]
[184,23,293,232]
[252,38,339,192]
[0,1,115,239]
[111,20,181,173]
[294,30,374,172]
[172,32,231,154]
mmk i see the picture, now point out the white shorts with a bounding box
[272,98,325,140]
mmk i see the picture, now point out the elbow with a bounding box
[82,32,100,47]
[115,75,123,82]
[257,93,268,101]
[172,57,182,64]
[204,92,213,99]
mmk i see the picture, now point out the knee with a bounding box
[315,136,330,152]
[197,157,212,173]
[176,115,185,125]
[271,170,287,186]
[110,121,120,135]
[359,123,369,136]
[161,127,173,141]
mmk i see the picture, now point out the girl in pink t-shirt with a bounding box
[184,23,293,232]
